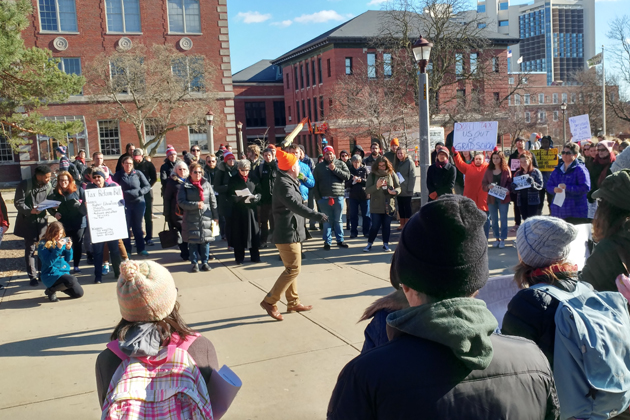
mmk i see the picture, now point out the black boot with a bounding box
[45,288,59,302]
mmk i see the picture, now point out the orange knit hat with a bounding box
[277,148,298,171]
[391,138,399,147]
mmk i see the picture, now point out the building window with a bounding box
[539,93,544,104]
[553,110,559,121]
[320,96,324,119]
[524,94,530,105]
[98,120,121,156]
[327,58,331,78]
[38,0,78,32]
[273,101,286,126]
[312,61,316,86]
[286,74,289,89]
[525,112,531,123]
[301,100,305,122]
[318,58,323,83]
[478,23,486,29]
[307,99,312,121]
[367,53,376,79]
[244,102,266,127]
[492,57,499,73]
[188,125,207,151]
[514,94,521,105]
[345,57,353,75]
[470,53,478,75]
[455,53,463,79]
[522,77,528,84]
[562,93,567,103]
[456,89,466,106]
[499,2,508,10]
[571,93,576,103]
[167,0,201,33]
[296,101,300,121]
[498,20,509,27]
[105,0,141,33]
[383,53,392,78]
[294,67,298,91]
[477,4,486,13]
[300,64,304,89]
[313,98,318,122]
[288,105,291,122]
[58,57,81,75]
[0,134,13,162]
[144,119,166,155]
[305,62,310,86]
[172,56,204,92]
[40,116,87,159]
[538,111,546,122]
[553,93,558,104]
[493,92,500,104]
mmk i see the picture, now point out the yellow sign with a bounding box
[532,148,559,172]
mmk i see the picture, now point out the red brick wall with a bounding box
[233,83,286,145]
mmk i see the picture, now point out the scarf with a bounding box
[190,177,204,201]
[75,156,85,165]
[240,173,248,183]
[595,152,616,186]
[436,159,447,169]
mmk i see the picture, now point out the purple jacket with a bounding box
[546,160,590,219]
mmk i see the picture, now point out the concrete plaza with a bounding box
[0,193,519,419]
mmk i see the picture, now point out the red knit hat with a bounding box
[267,144,276,150]
[436,146,450,157]
[223,151,235,161]
[323,146,335,155]
[166,145,177,157]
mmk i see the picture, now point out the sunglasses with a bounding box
[561,151,574,155]
[192,171,204,174]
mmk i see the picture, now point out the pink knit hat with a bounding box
[117,260,177,322]
[166,144,177,157]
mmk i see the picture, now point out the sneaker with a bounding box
[145,239,155,246]
[191,264,200,273]
[102,264,110,275]
[29,278,39,287]
[337,242,349,248]
[493,240,501,248]
[499,240,506,249]
[94,279,102,284]
[200,263,211,271]
[45,288,58,302]
[73,266,81,273]
[209,255,215,260]
[323,243,331,251]
[138,250,149,256]
[383,244,391,252]
[363,244,372,252]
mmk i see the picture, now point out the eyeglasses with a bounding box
[561,151,574,155]
[340,154,348,157]
[192,171,204,174]
[191,149,200,152]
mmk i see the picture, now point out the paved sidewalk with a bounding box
[0,193,518,419]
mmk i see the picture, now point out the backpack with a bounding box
[101,333,214,420]
[531,282,630,420]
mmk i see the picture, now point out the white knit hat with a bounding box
[612,148,630,173]
[516,216,578,268]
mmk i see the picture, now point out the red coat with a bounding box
[453,153,489,211]
[0,192,8,229]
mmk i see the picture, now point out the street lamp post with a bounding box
[560,102,567,144]
[205,111,214,153]
[412,35,433,207]
[237,121,244,158]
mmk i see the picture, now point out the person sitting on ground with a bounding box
[37,221,84,302]
[327,195,560,420]
[95,259,219,412]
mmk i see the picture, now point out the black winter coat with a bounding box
[134,159,157,186]
[328,333,559,420]
[163,175,185,232]
[227,175,260,250]
[213,161,238,216]
[272,171,324,245]
[581,230,630,293]
[160,158,178,193]
[252,161,277,204]
[426,162,456,199]
[47,188,87,231]
[177,177,218,244]
[346,165,368,201]
[13,179,52,239]
[112,170,151,204]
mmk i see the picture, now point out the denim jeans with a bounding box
[123,200,146,254]
[488,202,509,241]
[368,213,392,244]
[189,242,210,265]
[348,198,371,237]
[318,197,345,244]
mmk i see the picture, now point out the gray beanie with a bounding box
[611,148,630,173]
[516,216,578,268]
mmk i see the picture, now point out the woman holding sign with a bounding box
[482,151,511,248]
[510,151,543,221]
[546,143,591,223]
[453,149,490,239]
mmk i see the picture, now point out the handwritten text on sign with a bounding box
[532,148,559,171]
[568,114,592,143]
[453,121,498,151]
[85,186,129,244]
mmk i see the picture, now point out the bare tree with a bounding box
[85,44,219,156]
[569,69,624,134]
[606,16,630,124]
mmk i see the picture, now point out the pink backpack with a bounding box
[101,333,214,420]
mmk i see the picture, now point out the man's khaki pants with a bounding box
[264,242,301,307]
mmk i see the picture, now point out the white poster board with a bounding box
[488,186,508,201]
[85,186,129,244]
[453,121,499,151]
[512,175,531,190]
[429,127,445,150]
[476,275,520,328]
[568,114,592,143]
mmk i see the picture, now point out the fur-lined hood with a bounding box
[359,288,409,322]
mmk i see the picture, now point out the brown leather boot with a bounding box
[260,300,283,321]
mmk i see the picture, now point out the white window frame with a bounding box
[37,0,79,33]
[524,94,530,105]
[514,94,521,105]
[562,93,567,103]
[97,119,122,157]
[188,125,208,151]
[367,53,376,79]
[455,53,464,79]
[508,77,514,85]
[553,93,558,104]
[0,132,15,163]
[553,111,558,121]
[571,93,576,103]
[539,93,544,104]
[167,0,202,35]
[144,119,166,155]
[525,112,531,123]
[104,0,142,34]
[383,53,392,78]
[470,53,478,75]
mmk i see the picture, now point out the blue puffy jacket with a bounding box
[38,242,73,288]
[298,161,315,202]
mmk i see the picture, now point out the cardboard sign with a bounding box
[512,175,531,190]
[488,185,508,201]
[476,275,520,328]
[569,114,592,142]
[453,121,498,151]
[510,159,521,172]
[531,148,559,172]
[429,127,445,150]
[85,186,129,244]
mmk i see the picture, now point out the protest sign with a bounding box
[476,275,520,328]
[488,185,508,201]
[453,121,498,151]
[568,114,592,142]
[513,175,531,190]
[531,148,559,171]
[510,159,521,172]
[429,127,444,150]
[85,186,128,244]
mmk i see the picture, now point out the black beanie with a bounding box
[390,195,489,300]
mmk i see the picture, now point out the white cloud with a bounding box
[367,0,388,5]
[235,11,272,24]
[271,20,293,27]
[293,10,351,24]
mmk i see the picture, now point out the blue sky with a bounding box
[227,0,623,78]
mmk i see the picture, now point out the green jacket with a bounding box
[580,229,630,292]
[365,171,401,215]
[394,156,416,197]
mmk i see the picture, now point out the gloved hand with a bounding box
[250,194,262,204]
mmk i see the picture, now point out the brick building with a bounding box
[232,60,286,149]
[0,0,235,182]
